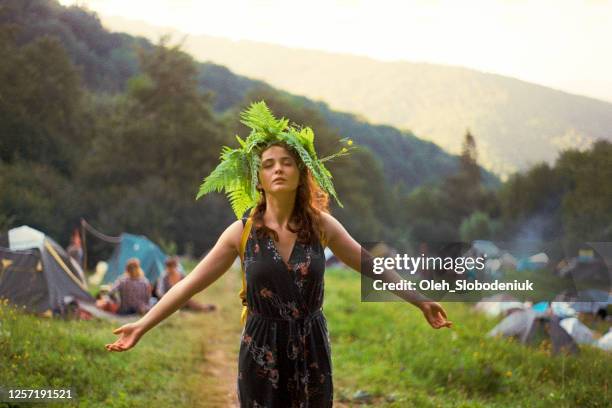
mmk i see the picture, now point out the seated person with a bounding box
[110,258,152,315]
[96,284,119,314]
[157,257,216,312]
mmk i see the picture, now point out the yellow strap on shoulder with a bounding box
[239,208,256,325]
[321,232,329,249]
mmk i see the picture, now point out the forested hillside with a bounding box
[1,0,468,259]
[2,0,609,263]
[101,18,612,176]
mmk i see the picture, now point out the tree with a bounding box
[558,141,612,246]
[459,129,481,187]
[441,130,497,235]
[0,31,83,175]
[401,186,459,243]
[78,39,232,254]
[459,211,500,242]
[497,162,567,241]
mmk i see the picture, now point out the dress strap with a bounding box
[239,208,256,326]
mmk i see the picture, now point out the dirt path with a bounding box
[189,265,351,407]
[191,266,243,407]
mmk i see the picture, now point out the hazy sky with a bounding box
[60,0,612,101]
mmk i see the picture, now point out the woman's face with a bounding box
[259,145,300,195]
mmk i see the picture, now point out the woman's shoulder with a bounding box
[318,211,340,232]
[318,211,343,245]
[217,219,245,254]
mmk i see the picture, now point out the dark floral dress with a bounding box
[237,217,333,407]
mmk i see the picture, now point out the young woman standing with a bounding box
[105,102,452,407]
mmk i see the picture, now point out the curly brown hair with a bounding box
[252,142,329,245]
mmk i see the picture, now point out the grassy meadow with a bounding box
[324,269,611,407]
[0,266,610,407]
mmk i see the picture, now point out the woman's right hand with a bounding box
[105,322,146,352]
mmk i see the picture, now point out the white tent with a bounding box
[597,330,612,352]
[8,225,46,250]
[559,317,596,344]
[474,294,525,317]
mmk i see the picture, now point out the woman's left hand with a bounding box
[419,301,453,329]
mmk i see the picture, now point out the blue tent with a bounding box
[103,234,167,285]
[532,301,550,314]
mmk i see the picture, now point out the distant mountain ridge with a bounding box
[101,15,612,176]
[4,0,498,193]
[198,67,498,190]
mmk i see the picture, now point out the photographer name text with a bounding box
[373,279,534,292]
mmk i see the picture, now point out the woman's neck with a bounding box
[264,192,296,230]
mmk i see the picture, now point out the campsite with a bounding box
[1,269,611,407]
[1,0,612,406]
[1,224,611,406]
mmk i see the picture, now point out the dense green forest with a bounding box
[1,0,610,264]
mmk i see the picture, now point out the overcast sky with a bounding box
[60,0,612,101]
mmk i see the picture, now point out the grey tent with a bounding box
[488,309,579,355]
[554,289,611,316]
[0,226,94,314]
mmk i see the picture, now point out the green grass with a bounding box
[1,265,610,407]
[1,300,206,407]
[324,268,612,407]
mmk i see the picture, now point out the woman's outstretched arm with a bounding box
[321,212,452,329]
[105,220,243,352]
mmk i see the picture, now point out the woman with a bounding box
[105,102,452,407]
[110,258,152,315]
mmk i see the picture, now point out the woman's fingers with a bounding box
[436,313,452,328]
[106,342,127,352]
[105,336,131,352]
[106,324,141,352]
[425,308,453,329]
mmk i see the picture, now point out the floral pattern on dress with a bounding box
[259,287,302,320]
[242,334,279,389]
[289,246,312,291]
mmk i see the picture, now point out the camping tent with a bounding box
[559,317,596,344]
[488,309,579,355]
[571,289,611,315]
[516,252,549,271]
[555,289,611,316]
[597,330,612,352]
[474,294,525,317]
[0,225,94,314]
[103,233,168,285]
